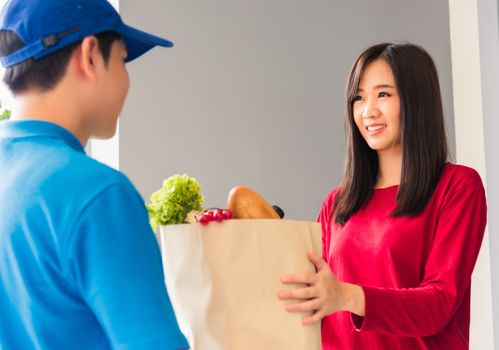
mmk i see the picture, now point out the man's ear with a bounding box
[73,36,102,83]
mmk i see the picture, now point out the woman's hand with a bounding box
[277,251,365,325]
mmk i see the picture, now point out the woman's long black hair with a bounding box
[334,42,448,225]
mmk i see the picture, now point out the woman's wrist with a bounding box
[340,282,366,317]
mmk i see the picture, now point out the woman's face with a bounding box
[353,59,401,156]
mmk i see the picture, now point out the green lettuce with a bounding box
[0,100,11,121]
[147,174,204,230]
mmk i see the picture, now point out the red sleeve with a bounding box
[353,173,487,336]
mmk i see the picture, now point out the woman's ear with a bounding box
[73,36,101,83]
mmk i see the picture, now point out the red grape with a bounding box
[199,214,210,225]
[213,209,224,222]
[222,209,232,220]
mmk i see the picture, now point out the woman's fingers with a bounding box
[278,253,337,324]
[281,272,317,285]
[307,251,327,271]
[277,286,316,300]
[284,298,320,313]
[302,309,324,325]
[282,297,325,325]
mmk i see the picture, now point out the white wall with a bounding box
[448,0,497,348]
[477,0,499,347]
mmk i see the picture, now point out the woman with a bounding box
[278,42,487,349]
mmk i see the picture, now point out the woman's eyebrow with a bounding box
[357,84,396,92]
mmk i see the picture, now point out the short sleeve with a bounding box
[65,181,189,350]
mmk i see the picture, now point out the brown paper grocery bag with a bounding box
[158,219,322,350]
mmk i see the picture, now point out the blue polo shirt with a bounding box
[0,120,189,350]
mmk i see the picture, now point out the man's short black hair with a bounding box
[0,31,122,95]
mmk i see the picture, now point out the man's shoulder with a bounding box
[57,152,135,200]
[69,152,128,184]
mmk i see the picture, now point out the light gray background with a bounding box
[479,0,499,347]
[119,0,455,221]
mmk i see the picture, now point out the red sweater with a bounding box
[318,163,487,350]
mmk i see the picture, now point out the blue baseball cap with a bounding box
[0,0,173,68]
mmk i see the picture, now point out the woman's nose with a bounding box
[362,98,380,119]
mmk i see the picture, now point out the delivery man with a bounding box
[0,0,189,348]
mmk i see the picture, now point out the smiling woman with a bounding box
[278,42,487,350]
[336,43,448,224]
[352,59,401,170]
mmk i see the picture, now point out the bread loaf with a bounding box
[227,186,281,219]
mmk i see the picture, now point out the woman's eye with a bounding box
[378,92,390,98]
[353,95,363,102]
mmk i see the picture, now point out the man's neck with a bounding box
[10,90,89,147]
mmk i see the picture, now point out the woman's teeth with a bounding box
[367,125,386,131]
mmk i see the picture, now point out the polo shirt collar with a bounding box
[0,120,85,153]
